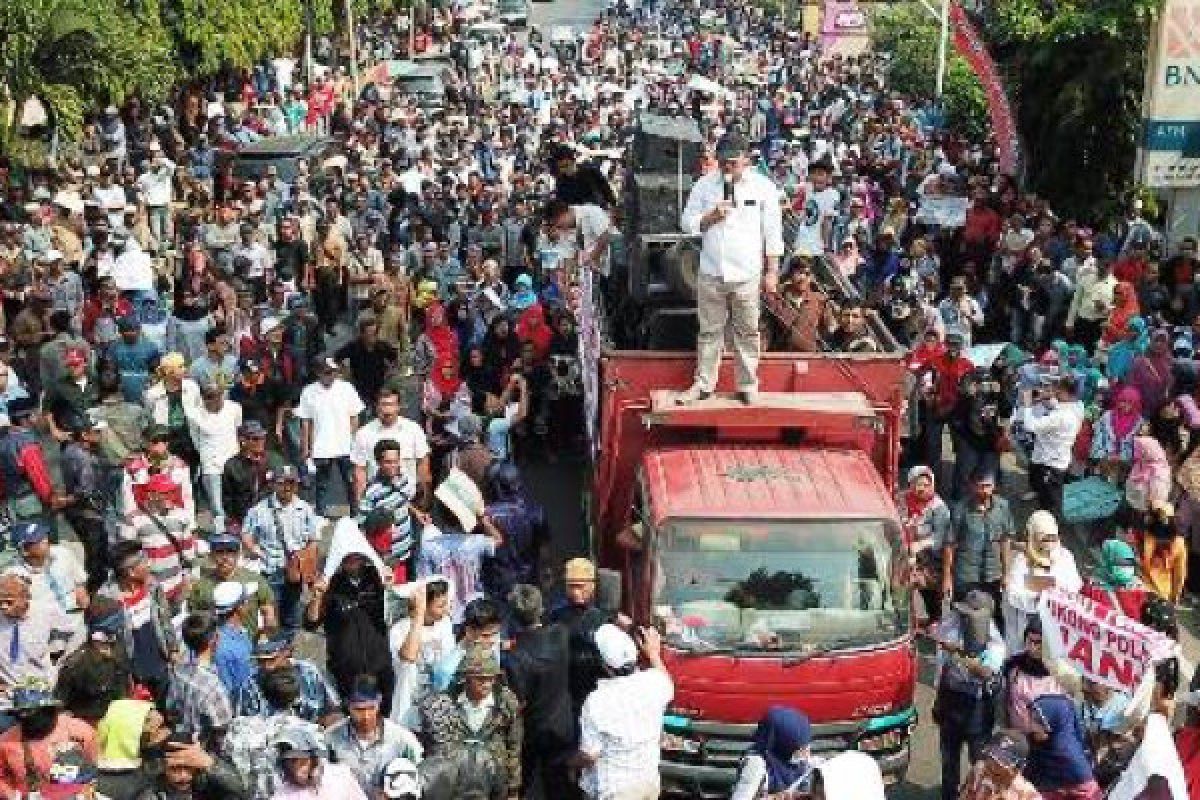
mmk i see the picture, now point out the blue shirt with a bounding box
[232,658,341,722]
[109,337,161,402]
[214,621,255,695]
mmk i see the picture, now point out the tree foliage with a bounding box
[0,0,175,152]
[983,0,1165,222]
[870,4,990,142]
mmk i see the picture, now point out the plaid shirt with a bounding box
[232,658,340,723]
[242,495,321,575]
[166,660,234,743]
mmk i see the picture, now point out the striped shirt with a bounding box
[118,511,196,601]
[357,473,416,561]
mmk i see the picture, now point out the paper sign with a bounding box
[1038,587,1176,694]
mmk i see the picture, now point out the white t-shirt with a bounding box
[186,400,243,475]
[272,58,297,91]
[793,186,841,257]
[294,380,366,459]
[387,614,456,728]
[349,417,430,483]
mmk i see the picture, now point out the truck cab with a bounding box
[589,354,916,797]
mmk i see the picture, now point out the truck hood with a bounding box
[663,638,916,725]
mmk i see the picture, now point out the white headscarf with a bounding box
[323,517,388,580]
[814,751,886,800]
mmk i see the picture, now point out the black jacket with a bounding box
[505,623,574,750]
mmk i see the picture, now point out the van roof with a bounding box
[642,447,895,525]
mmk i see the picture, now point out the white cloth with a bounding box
[144,379,203,426]
[323,517,388,581]
[1003,547,1083,655]
[1108,713,1187,800]
[681,170,785,283]
[574,204,613,277]
[815,751,886,800]
[579,668,674,799]
[111,245,156,292]
[1021,400,1085,471]
[186,400,243,476]
[294,379,365,459]
[349,417,430,483]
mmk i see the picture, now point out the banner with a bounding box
[1139,0,1200,188]
[914,195,970,228]
[577,266,601,455]
[1038,587,1176,694]
[949,4,1021,177]
[820,0,868,55]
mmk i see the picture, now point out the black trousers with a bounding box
[1029,462,1066,519]
[65,509,110,593]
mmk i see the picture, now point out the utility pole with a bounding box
[347,0,361,97]
[934,0,950,99]
[304,0,315,87]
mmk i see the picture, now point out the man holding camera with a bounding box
[679,130,784,405]
[1019,375,1084,518]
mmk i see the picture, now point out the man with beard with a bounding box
[0,679,97,796]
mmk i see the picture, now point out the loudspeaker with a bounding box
[628,172,695,236]
[633,113,705,172]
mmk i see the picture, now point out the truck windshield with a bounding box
[655,518,909,653]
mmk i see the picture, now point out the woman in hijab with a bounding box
[462,345,502,408]
[1105,316,1149,383]
[1026,693,1103,800]
[1100,281,1140,348]
[1127,434,1172,512]
[413,301,459,392]
[1003,511,1082,654]
[730,707,816,800]
[515,304,552,365]
[1081,538,1151,621]
[810,750,886,800]
[1089,385,1143,474]
[899,466,951,626]
[305,517,393,713]
[482,315,521,378]
[1127,328,1175,417]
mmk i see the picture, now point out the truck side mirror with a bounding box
[596,568,623,613]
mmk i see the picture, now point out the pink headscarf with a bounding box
[1109,385,1143,443]
[1128,435,1172,511]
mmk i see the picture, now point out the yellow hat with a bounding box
[564,557,596,582]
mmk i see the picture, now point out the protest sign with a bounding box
[914,195,970,228]
[1038,587,1176,694]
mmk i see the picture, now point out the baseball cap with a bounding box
[593,624,638,670]
[458,644,503,677]
[213,581,246,614]
[11,521,50,549]
[982,729,1029,770]
[208,532,242,552]
[269,465,300,483]
[564,557,596,582]
[143,424,171,443]
[255,630,293,659]
[238,419,267,438]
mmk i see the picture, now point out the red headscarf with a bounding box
[424,301,459,363]
[516,304,552,363]
[429,354,463,399]
[1101,281,1140,345]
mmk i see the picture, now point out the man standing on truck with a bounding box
[679,130,784,405]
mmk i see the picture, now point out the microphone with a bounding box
[723,174,734,205]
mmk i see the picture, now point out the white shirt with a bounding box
[272,57,297,91]
[294,379,366,459]
[579,668,674,798]
[574,204,613,277]
[349,416,430,483]
[1021,400,1084,471]
[186,400,243,475]
[136,160,175,207]
[388,614,456,729]
[793,185,841,257]
[681,170,784,283]
[111,246,156,292]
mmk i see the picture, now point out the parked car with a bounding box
[223,135,336,183]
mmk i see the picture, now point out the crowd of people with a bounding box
[2,0,1200,795]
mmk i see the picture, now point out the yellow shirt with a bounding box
[1141,535,1187,602]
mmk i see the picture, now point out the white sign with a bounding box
[914,195,969,228]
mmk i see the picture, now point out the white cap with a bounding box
[39,249,63,262]
[213,581,245,614]
[260,317,281,336]
[593,623,637,670]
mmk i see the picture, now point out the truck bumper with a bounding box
[661,744,911,798]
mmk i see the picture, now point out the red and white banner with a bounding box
[1038,587,1176,694]
[949,3,1021,176]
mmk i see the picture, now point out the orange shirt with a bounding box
[0,714,97,797]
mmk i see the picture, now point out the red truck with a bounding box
[586,343,916,796]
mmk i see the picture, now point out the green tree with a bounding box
[984,0,1164,221]
[0,0,175,153]
[870,4,989,141]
